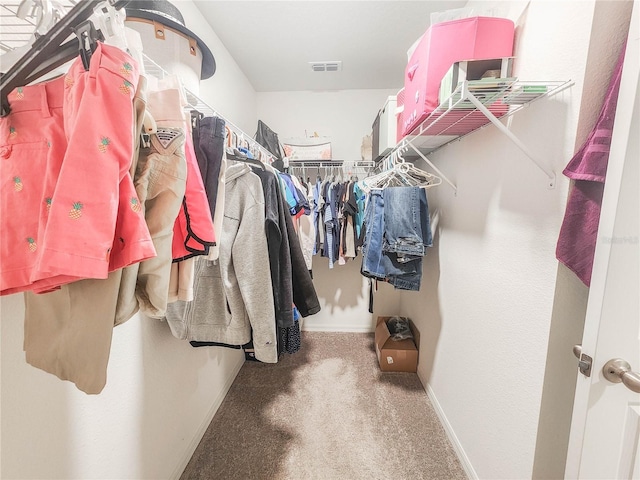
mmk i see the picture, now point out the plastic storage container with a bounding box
[402,16,515,136]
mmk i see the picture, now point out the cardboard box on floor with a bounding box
[375,316,419,373]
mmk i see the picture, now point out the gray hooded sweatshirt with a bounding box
[164,163,277,363]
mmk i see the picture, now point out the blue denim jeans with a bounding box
[383,186,432,262]
[361,187,431,291]
[361,190,387,280]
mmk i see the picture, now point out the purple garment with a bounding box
[556,45,626,286]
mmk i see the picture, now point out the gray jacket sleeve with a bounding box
[233,202,278,363]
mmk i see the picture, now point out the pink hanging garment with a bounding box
[1,43,155,295]
[556,45,626,286]
[172,130,216,261]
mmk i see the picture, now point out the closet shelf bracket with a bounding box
[462,82,558,189]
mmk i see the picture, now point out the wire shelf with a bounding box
[400,78,573,153]
[379,77,574,192]
[404,78,573,153]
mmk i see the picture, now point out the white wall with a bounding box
[400,1,632,478]
[0,2,256,479]
[257,89,401,332]
[305,256,402,332]
[257,89,397,160]
[185,1,257,133]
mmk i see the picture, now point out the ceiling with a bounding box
[0,1,467,92]
[194,1,467,92]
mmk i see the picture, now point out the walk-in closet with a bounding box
[1,1,638,479]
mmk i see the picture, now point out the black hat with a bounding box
[125,0,216,79]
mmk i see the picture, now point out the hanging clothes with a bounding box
[164,163,278,363]
[143,80,215,263]
[1,43,154,297]
[164,114,228,304]
[341,181,358,259]
[290,174,315,272]
[312,178,324,255]
[252,166,294,328]
[353,182,366,247]
[360,186,432,291]
[279,306,302,355]
[191,113,226,227]
[171,130,216,261]
[17,44,155,394]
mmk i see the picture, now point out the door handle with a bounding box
[573,344,582,358]
[603,358,640,393]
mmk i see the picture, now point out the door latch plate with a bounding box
[578,354,593,377]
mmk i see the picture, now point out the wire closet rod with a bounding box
[142,54,277,164]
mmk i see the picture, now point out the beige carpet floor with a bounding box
[180,332,466,480]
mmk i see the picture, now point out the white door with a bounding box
[565,1,640,478]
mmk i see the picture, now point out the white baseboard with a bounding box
[423,382,478,480]
[170,355,245,480]
[302,324,375,333]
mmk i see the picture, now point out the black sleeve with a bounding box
[280,192,321,318]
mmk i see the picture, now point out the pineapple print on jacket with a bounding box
[15,88,24,99]
[9,127,16,139]
[98,137,110,153]
[27,237,37,252]
[130,197,142,213]
[13,176,23,192]
[69,202,83,219]
[121,63,133,77]
[119,80,133,95]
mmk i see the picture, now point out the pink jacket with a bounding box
[1,43,155,295]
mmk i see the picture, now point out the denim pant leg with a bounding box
[382,186,426,261]
[384,253,423,291]
[361,190,387,279]
[420,187,433,248]
[194,116,225,219]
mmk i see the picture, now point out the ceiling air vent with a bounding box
[309,61,343,72]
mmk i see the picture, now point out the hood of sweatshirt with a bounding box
[225,162,251,183]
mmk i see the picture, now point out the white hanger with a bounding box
[1,1,138,78]
[21,0,66,39]
[90,2,128,51]
[361,146,441,191]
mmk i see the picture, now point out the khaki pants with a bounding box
[116,86,187,323]
[23,77,154,395]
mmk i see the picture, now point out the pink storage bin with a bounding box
[402,16,515,136]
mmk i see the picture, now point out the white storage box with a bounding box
[438,57,514,105]
[372,95,397,160]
